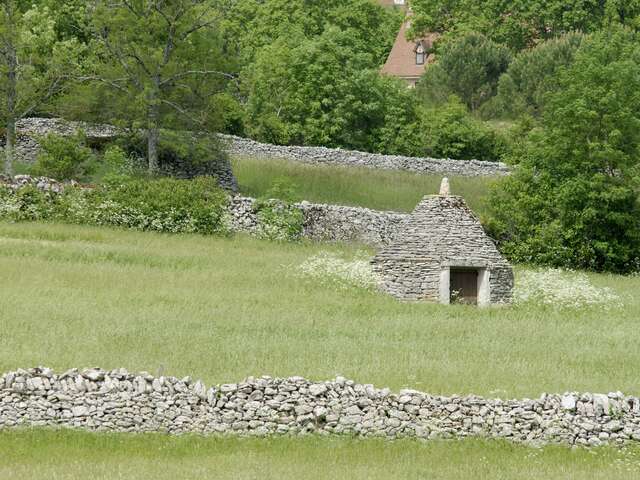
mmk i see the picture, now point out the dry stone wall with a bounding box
[228,196,409,246]
[0,176,407,247]
[4,118,510,190]
[2,118,238,191]
[221,134,511,177]
[1,367,639,447]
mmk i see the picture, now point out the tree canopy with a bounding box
[417,32,511,112]
[85,0,231,172]
[411,0,640,50]
[243,27,419,153]
[0,0,85,174]
[487,28,640,272]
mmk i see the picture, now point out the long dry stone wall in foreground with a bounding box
[221,134,511,177]
[1,367,638,447]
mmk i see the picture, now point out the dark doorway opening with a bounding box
[450,269,478,305]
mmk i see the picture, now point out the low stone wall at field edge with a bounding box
[0,176,408,247]
[1,367,639,447]
[228,196,409,246]
[221,134,511,177]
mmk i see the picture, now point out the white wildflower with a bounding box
[297,251,379,290]
[514,268,622,309]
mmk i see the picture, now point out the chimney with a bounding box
[439,177,450,196]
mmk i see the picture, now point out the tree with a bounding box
[89,0,232,172]
[410,0,640,51]
[417,32,511,112]
[219,0,400,68]
[493,32,584,119]
[0,1,84,175]
[486,28,640,273]
[421,96,504,161]
[243,27,420,154]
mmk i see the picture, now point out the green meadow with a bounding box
[3,430,640,480]
[231,155,495,214]
[1,221,636,397]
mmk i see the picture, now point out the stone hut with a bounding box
[372,179,513,306]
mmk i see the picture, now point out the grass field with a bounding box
[2,221,640,479]
[3,430,640,480]
[1,221,637,397]
[231,156,495,214]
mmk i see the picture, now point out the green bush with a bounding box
[0,185,53,221]
[30,133,96,181]
[421,97,504,161]
[89,176,229,234]
[102,145,129,172]
[254,178,304,241]
[0,177,230,235]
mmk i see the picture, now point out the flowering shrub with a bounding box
[254,178,304,241]
[297,251,379,290]
[255,199,304,241]
[0,177,229,235]
[0,185,54,221]
[514,268,622,309]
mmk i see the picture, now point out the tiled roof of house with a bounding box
[381,21,437,79]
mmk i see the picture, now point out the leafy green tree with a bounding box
[243,28,420,154]
[486,28,640,273]
[411,0,640,51]
[421,96,504,161]
[40,0,92,43]
[87,0,232,172]
[0,0,85,175]
[493,32,585,118]
[219,0,400,68]
[417,33,511,112]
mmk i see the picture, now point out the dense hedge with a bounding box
[0,176,229,235]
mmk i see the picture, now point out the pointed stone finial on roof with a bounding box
[439,177,450,196]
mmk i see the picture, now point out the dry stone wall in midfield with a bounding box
[1,367,639,447]
[227,195,409,246]
[0,175,408,247]
[2,118,511,179]
[221,134,511,177]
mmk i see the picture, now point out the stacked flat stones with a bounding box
[227,196,409,246]
[0,174,74,194]
[220,134,510,177]
[1,367,639,447]
[373,194,514,303]
[2,118,119,166]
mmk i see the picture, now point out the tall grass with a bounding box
[231,156,495,214]
[0,221,637,398]
[2,430,640,480]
